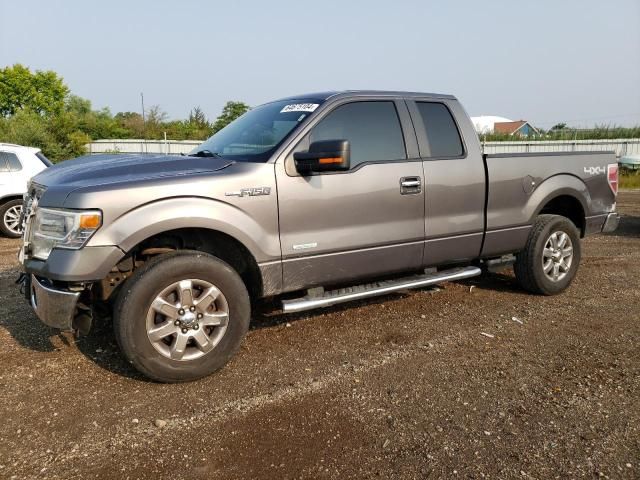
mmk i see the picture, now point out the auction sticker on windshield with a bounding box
[280,103,319,113]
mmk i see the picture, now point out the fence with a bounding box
[481,138,640,159]
[87,139,201,156]
[88,138,640,159]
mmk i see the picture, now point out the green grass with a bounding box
[620,171,640,189]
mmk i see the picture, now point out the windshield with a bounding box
[35,152,53,167]
[190,99,323,162]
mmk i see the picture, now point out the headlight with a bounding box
[31,208,102,260]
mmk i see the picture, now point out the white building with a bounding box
[470,116,514,134]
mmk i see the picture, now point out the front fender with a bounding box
[87,197,280,263]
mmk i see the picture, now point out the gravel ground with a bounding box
[0,191,638,480]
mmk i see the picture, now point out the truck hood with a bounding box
[32,153,236,208]
[33,153,234,190]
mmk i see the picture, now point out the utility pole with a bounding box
[140,92,146,153]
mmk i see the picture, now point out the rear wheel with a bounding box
[114,250,251,382]
[0,199,23,238]
[514,214,581,295]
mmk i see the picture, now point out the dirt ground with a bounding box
[0,192,638,480]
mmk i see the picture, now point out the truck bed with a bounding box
[481,151,617,257]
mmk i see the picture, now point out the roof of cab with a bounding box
[277,90,457,103]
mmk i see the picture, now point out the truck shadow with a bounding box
[2,272,527,382]
[0,270,69,353]
[459,271,521,294]
[73,293,426,382]
[0,273,467,382]
[606,213,640,238]
[74,318,152,381]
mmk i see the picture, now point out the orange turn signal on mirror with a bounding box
[318,157,342,164]
[79,214,101,229]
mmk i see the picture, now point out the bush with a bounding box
[620,171,640,190]
[0,109,60,157]
[66,131,91,157]
[0,108,95,161]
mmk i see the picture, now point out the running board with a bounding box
[282,266,481,313]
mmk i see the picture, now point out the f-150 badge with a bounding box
[225,187,271,197]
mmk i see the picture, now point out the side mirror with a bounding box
[293,139,350,174]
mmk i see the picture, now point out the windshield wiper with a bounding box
[189,149,223,158]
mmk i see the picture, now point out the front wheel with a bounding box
[113,251,251,382]
[514,214,581,295]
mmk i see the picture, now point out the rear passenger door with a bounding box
[276,99,425,291]
[406,100,486,266]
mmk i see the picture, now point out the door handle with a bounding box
[401,180,421,187]
[400,177,421,194]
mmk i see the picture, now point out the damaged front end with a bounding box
[17,273,93,336]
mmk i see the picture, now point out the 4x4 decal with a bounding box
[584,166,606,175]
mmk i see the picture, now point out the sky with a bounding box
[1,0,639,128]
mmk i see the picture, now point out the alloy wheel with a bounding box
[146,278,229,361]
[3,205,22,235]
[542,230,573,282]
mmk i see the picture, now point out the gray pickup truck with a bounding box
[18,91,619,382]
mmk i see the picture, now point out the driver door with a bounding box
[276,99,425,291]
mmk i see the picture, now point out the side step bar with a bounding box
[282,266,481,313]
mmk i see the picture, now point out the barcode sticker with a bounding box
[280,103,319,113]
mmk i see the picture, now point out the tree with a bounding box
[146,105,168,125]
[212,101,250,133]
[188,106,209,129]
[551,123,568,131]
[65,94,92,115]
[144,105,169,138]
[0,64,256,158]
[0,64,69,117]
[114,111,145,138]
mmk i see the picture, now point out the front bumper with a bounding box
[601,212,619,233]
[21,245,125,282]
[28,275,80,331]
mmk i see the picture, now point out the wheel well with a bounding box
[539,195,585,236]
[127,228,263,300]
[0,195,23,205]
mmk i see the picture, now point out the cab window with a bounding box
[310,101,406,168]
[415,102,464,158]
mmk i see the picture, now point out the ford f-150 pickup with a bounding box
[17,91,619,382]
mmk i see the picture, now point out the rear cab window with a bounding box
[309,101,406,169]
[413,101,465,158]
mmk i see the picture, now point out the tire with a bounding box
[113,250,251,382]
[514,214,581,295]
[0,199,23,238]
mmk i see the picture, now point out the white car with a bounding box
[0,143,51,238]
